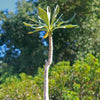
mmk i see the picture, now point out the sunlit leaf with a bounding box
[0,34,2,37]
[58,24,77,28]
[38,7,49,26]
[51,5,60,25]
[54,24,78,30]
[64,24,78,28]
[23,22,33,27]
[28,29,41,34]
[28,18,40,24]
[31,26,48,30]
[57,21,64,27]
[47,6,51,24]
[43,32,49,38]
[54,5,60,18]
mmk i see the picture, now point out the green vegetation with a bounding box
[0,0,100,99]
[0,0,100,74]
[23,5,77,100]
[0,54,100,100]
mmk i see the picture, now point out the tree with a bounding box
[23,5,77,100]
[0,54,99,100]
[0,0,47,75]
[34,0,100,63]
[1,0,100,76]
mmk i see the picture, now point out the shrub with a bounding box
[0,73,43,100]
[0,54,100,100]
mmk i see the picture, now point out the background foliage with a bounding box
[0,0,100,74]
[0,0,100,99]
[0,54,100,100]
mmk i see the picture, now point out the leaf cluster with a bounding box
[23,5,77,39]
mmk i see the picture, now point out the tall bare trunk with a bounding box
[43,33,53,100]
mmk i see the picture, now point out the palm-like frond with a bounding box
[23,5,77,38]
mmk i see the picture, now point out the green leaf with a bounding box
[0,34,2,37]
[56,14,76,27]
[23,22,33,27]
[47,6,51,24]
[29,18,44,26]
[31,26,48,30]
[57,21,64,27]
[63,13,76,23]
[28,29,41,34]
[54,24,78,30]
[53,14,63,26]
[54,5,60,18]
[29,18,40,24]
[58,24,78,28]
[31,26,44,29]
[51,5,60,25]
[38,7,49,26]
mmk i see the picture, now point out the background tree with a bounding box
[0,0,48,75]
[0,54,99,100]
[34,0,100,63]
[0,0,100,76]
[0,0,100,99]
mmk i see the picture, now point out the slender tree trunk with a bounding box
[43,33,53,100]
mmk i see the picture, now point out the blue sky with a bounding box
[0,0,18,12]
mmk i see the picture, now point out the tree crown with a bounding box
[23,5,77,38]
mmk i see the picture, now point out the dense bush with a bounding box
[0,54,100,100]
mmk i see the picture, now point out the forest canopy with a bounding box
[0,0,100,99]
[0,0,100,76]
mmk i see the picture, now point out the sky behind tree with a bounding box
[0,0,18,57]
[0,0,45,58]
[0,0,17,12]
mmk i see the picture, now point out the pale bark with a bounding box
[43,33,53,100]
